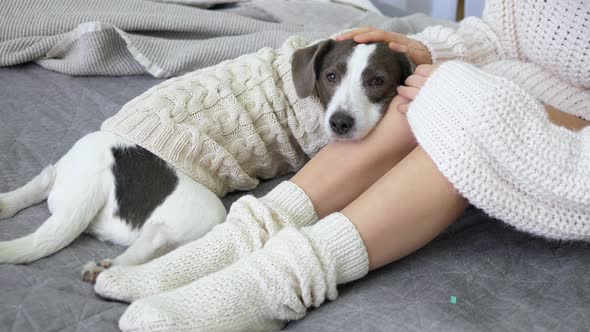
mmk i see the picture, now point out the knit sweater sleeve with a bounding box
[408,0,516,66]
[408,16,503,65]
[483,61,590,121]
[407,61,590,241]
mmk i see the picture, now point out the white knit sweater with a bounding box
[408,0,590,240]
[101,36,328,197]
[410,0,589,118]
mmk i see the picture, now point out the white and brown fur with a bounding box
[292,39,413,140]
[0,39,412,283]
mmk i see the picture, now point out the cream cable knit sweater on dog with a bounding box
[408,0,590,240]
[101,36,328,197]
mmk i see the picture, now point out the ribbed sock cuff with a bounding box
[261,181,319,228]
[307,213,369,284]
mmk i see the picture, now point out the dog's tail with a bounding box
[0,179,105,264]
[0,165,56,220]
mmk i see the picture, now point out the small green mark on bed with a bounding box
[450,296,457,304]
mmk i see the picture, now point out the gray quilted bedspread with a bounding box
[2,63,589,332]
[1,2,590,330]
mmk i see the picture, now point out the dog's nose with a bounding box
[329,112,355,135]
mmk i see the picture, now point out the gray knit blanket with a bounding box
[0,0,451,78]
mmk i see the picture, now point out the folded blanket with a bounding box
[0,0,453,77]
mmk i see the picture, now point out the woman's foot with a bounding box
[94,181,318,302]
[118,213,368,331]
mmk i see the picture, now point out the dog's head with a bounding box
[292,39,413,140]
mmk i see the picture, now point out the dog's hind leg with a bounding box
[82,222,175,283]
[0,165,56,220]
[0,177,106,264]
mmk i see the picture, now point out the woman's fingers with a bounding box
[388,42,408,53]
[389,94,409,109]
[335,26,377,40]
[398,103,410,114]
[394,64,440,113]
[389,42,432,66]
[389,95,410,113]
[415,64,439,77]
[354,30,408,44]
[404,74,428,88]
[396,85,420,100]
[391,63,441,115]
[338,28,433,66]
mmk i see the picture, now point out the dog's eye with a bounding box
[369,78,384,87]
[326,73,337,82]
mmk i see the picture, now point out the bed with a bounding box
[1,1,589,331]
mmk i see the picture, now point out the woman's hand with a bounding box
[336,26,432,66]
[394,64,439,113]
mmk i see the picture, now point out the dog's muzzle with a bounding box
[329,111,355,136]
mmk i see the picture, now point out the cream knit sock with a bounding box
[94,181,318,302]
[118,213,369,332]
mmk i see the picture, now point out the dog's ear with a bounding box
[395,52,415,85]
[292,40,333,99]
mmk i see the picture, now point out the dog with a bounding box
[293,39,413,140]
[0,38,412,283]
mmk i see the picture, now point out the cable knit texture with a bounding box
[101,36,329,196]
[117,213,369,332]
[407,61,590,241]
[95,181,318,302]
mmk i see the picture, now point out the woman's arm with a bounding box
[396,64,590,132]
[408,16,502,65]
[336,27,433,65]
[338,2,509,66]
[400,61,590,240]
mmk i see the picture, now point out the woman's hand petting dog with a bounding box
[336,26,432,66]
[336,27,436,115]
[394,64,439,114]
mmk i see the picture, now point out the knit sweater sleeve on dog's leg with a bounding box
[407,61,590,241]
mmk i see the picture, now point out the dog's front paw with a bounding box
[82,261,111,284]
[98,259,113,268]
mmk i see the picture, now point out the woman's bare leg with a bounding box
[293,100,417,218]
[94,99,417,301]
[343,146,468,270]
[115,146,469,332]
